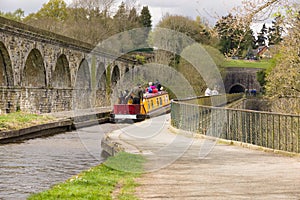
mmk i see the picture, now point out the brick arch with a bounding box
[96,62,106,91]
[111,65,120,88]
[95,62,107,106]
[75,59,91,89]
[74,59,91,109]
[0,42,13,86]
[52,54,71,88]
[23,48,46,87]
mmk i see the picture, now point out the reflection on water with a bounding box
[0,123,120,200]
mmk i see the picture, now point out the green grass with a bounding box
[0,112,55,131]
[223,59,272,69]
[27,152,145,200]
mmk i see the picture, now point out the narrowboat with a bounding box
[111,90,171,122]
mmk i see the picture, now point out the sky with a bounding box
[0,0,243,26]
[137,0,243,26]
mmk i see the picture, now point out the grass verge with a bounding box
[27,152,145,200]
[223,59,272,69]
[0,112,55,131]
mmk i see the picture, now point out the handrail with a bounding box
[171,100,300,153]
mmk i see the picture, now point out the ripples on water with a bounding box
[0,123,120,200]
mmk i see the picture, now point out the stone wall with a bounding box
[224,67,262,94]
[0,87,73,113]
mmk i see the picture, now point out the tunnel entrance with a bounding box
[229,84,245,94]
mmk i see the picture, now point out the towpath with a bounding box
[104,114,300,199]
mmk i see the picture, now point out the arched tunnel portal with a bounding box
[229,84,245,94]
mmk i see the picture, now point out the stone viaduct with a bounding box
[0,16,136,114]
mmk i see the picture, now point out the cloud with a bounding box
[136,0,243,26]
[138,0,181,8]
[137,0,199,26]
[0,0,48,14]
[0,0,242,26]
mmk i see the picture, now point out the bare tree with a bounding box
[71,0,116,14]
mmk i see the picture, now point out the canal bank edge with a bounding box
[101,129,141,157]
[0,110,111,144]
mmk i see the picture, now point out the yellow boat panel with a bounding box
[142,92,170,114]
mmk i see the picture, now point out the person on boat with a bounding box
[147,82,155,93]
[127,84,144,104]
[154,80,162,91]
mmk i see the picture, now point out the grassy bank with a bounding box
[223,59,272,69]
[28,152,145,200]
[0,112,55,131]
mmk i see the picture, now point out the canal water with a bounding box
[0,123,120,200]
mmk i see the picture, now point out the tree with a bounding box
[215,14,255,57]
[128,7,139,25]
[265,8,300,114]
[71,0,115,16]
[157,14,211,45]
[113,2,128,32]
[22,0,147,45]
[139,6,152,28]
[268,15,283,45]
[214,0,284,57]
[23,0,119,44]
[256,23,268,47]
[0,9,25,21]
[24,0,68,33]
[34,0,68,21]
[66,0,117,44]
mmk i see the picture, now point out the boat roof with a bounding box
[143,91,168,99]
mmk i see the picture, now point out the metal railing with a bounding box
[175,93,244,106]
[171,101,300,153]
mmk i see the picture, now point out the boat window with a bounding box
[156,98,159,106]
[159,97,162,105]
[151,100,154,109]
[147,100,150,110]
[165,95,168,103]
